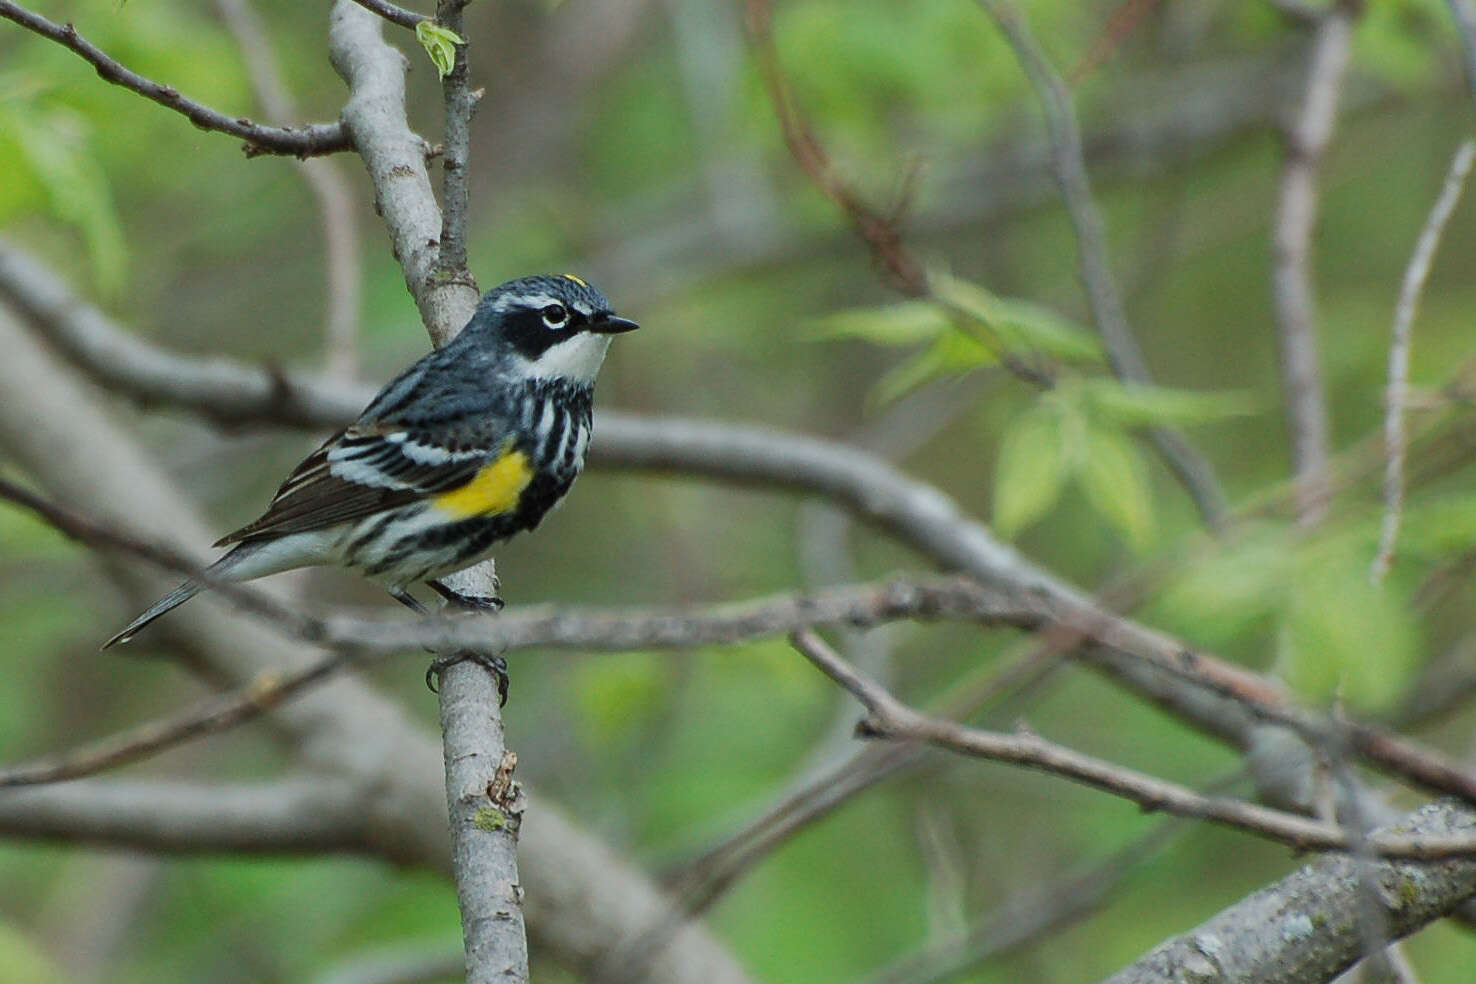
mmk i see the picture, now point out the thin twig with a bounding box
[0,0,350,157]
[0,657,343,787]
[350,0,428,29]
[434,0,478,289]
[215,0,364,379]
[788,631,1476,859]
[1270,2,1356,525]
[1372,140,1476,581]
[978,0,1228,526]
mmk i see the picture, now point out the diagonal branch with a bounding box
[1101,800,1476,984]
[790,631,1476,860]
[351,0,428,29]
[0,0,350,157]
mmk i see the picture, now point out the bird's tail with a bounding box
[101,580,206,650]
[101,542,267,650]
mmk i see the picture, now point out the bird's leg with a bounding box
[427,577,504,613]
[422,578,509,704]
[389,586,429,614]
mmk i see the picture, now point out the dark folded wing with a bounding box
[214,425,506,546]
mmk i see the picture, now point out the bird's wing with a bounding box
[213,421,511,546]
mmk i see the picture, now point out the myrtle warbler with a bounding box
[103,274,637,649]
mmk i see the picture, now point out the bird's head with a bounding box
[466,274,639,385]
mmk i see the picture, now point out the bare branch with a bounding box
[216,0,364,379]
[1102,800,1476,984]
[434,0,478,288]
[1271,2,1356,525]
[0,236,367,429]
[0,778,364,854]
[438,664,528,984]
[351,0,429,30]
[0,0,350,157]
[977,0,1228,526]
[0,656,342,788]
[1372,140,1475,581]
[790,631,1476,859]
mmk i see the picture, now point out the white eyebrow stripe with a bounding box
[491,292,563,312]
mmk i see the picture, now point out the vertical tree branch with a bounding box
[330,3,525,980]
[439,662,528,984]
[434,0,477,288]
[1270,3,1356,526]
[1372,140,1475,581]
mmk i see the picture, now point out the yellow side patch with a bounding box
[560,273,589,288]
[432,449,534,519]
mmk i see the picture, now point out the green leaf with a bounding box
[416,20,466,79]
[1281,545,1420,709]
[931,271,1104,363]
[1080,379,1259,427]
[1,100,127,296]
[1076,425,1154,547]
[871,329,995,405]
[812,301,949,346]
[1149,524,1292,645]
[992,401,1073,537]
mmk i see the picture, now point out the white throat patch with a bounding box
[525,332,612,383]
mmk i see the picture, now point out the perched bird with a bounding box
[104,274,637,650]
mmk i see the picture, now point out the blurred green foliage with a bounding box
[5,0,1476,981]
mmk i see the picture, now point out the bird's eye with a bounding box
[541,304,569,329]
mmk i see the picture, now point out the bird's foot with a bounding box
[426,649,510,706]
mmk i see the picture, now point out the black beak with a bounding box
[592,314,640,334]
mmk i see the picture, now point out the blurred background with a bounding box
[4,0,1476,981]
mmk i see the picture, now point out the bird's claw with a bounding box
[425,649,510,706]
